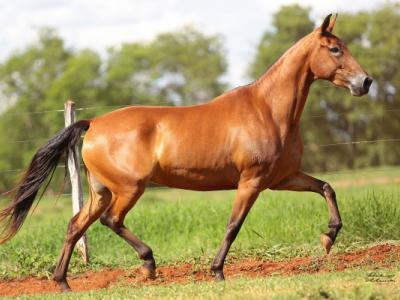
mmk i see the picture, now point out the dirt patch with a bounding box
[0,244,399,297]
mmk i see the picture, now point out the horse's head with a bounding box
[309,14,372,96]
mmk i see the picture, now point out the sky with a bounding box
[0,0,388,87]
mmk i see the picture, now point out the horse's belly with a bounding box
[150,165,239,191]
[152,129,239,190]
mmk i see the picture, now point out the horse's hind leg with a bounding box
[53,175,112,291]
[100,182,156,279]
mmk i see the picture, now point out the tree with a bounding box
[152,26,227,104]
[0,29,72,190]
[105,26,227,106]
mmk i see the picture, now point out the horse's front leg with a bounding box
[271,171,342,254]
[211,179,260,280]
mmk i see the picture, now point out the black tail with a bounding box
[0,120,90,243]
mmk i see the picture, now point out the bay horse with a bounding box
[0,14,372,291]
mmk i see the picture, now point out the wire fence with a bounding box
[3,104,131,117]
[1,138,399,174]
[0,102,399,175]
[305,108,400,119]
[3,104,400,144]
[305,138,400,148]
[3,103,400,119]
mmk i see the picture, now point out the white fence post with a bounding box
[64,100,89,263]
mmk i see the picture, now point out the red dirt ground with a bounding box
[0,244,399,297]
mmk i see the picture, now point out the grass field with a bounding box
[0,166,399,298]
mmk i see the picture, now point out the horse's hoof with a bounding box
[213,270,225,281]
[54,279,71,292]
[140,266,156,280]
[320,233,333,254]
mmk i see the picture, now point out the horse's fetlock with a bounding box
[53,272,64,282]
[139,247,153,261]
[210,264,221,273]
[329,221,342,230]
[143,257,156,270]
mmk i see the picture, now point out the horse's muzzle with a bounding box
[363,76,373,92]
[349,74,373,96]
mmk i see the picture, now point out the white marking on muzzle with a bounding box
[348,74,368,96]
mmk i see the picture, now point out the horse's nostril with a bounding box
[363,76,373,90]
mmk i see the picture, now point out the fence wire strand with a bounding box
[1,138,399,174]
[0,103,399,174]
[305,138,400,148]
[3,103,400,118]
[3,106,400,144]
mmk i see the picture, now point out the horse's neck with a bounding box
[253,38,314,136]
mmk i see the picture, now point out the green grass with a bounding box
[4,269,400,300]
[315,165,400,181]
[0,167,399,280]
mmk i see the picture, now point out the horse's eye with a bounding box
[330,47,340,54]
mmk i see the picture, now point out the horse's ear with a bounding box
[320,14,332,34]
[327,14,338,33]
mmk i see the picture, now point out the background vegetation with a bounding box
[0,3,399,192]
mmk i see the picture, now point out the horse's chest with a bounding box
[241,130,302,165]
[242,139,275,164]
[267,132,303,185]
[277,137,303,170]
[238,130,303,186]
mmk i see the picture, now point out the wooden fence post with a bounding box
[64,100,89,263]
